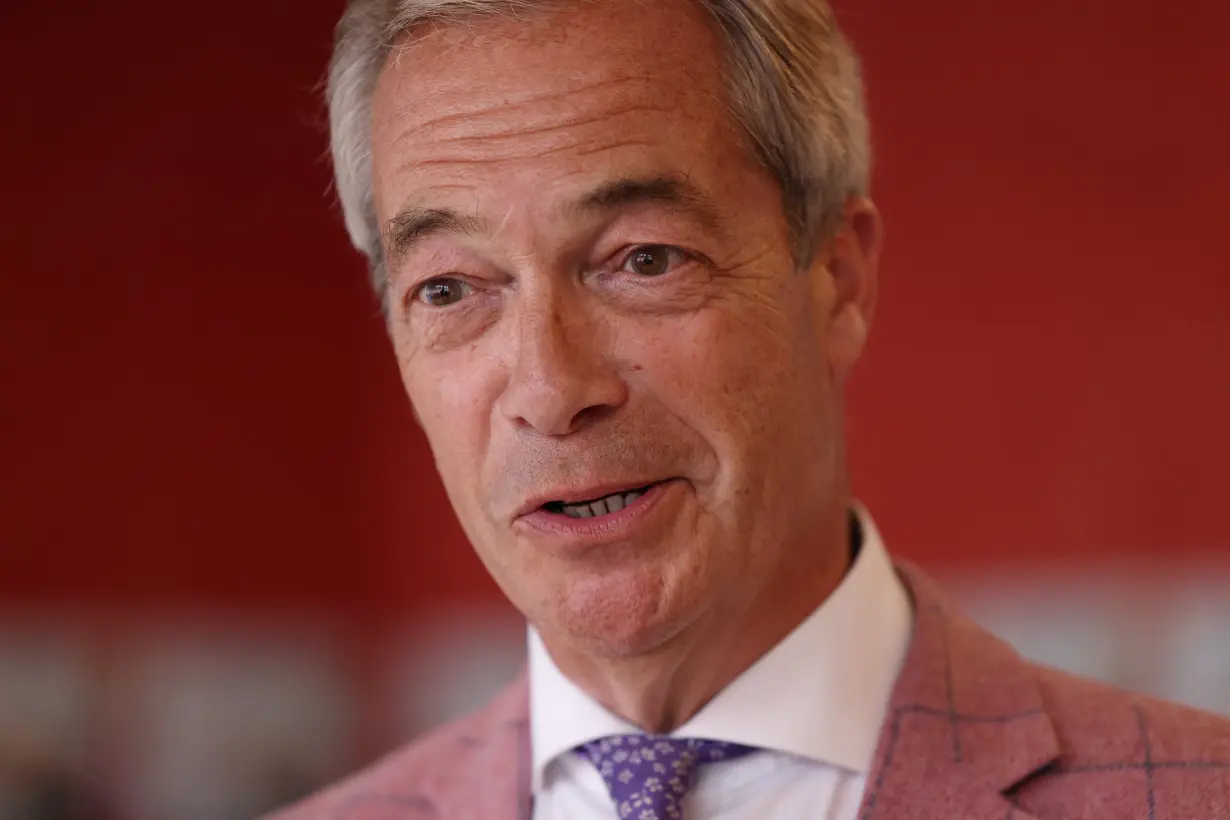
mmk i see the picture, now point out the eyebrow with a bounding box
[565,174,729,237]
[382,207,489,269]
[381,174,728,269]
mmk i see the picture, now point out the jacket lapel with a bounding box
[857,563,1059,820]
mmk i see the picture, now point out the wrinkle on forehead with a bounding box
[421,99,676,151]
[403,73,666,135]
[375,70,707,169]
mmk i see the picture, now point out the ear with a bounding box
[821,197,883,379]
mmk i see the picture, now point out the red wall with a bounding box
[3,1,1228,617]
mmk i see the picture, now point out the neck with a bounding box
[543,503,853,733]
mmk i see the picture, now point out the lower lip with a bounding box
[514,480,678,548]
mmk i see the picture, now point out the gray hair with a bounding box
[326,0,870,307]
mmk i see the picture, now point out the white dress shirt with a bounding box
[529,506,913,820]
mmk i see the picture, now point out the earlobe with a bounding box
[827,302,868,378]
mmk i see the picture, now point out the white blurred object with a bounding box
[116,621,354,820]
[386,605,526,740]
[0,626,91,820]
[1166,574,1230,714]
[947,564,1230,715]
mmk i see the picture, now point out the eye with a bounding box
[414,277,473,308]
[620,244,685,277]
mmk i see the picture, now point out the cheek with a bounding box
[396,342,500,491]
[625,293,831,516]
[620,307,800,472]
[669,307,799,414]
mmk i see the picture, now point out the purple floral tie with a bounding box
[575,734,757,819]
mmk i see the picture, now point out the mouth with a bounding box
[539,484,656,519]
[513,479,680,545]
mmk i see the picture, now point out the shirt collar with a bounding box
[529,504,914,790]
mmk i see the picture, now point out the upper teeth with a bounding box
[562,489,644,519]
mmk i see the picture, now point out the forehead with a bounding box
[369,0,754,224]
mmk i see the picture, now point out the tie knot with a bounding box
[575,735,756,819]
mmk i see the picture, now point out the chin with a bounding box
[548,564,701,659]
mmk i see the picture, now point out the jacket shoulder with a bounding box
[1032,662,1230,761]
[1016,661,1230,817]
[264,674,528,819]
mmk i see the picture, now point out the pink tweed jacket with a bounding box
[269,564,1230,819]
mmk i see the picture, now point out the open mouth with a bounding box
[541,484,656,519]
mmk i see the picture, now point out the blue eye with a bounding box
[622,245,681,277]
[416,278,472,307]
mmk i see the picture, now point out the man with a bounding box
[272,0,1230,817]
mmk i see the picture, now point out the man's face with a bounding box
[369,0,875,658]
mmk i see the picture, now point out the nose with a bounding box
[496,290,627,437]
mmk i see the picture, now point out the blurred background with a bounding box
[2,0,1229,817]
